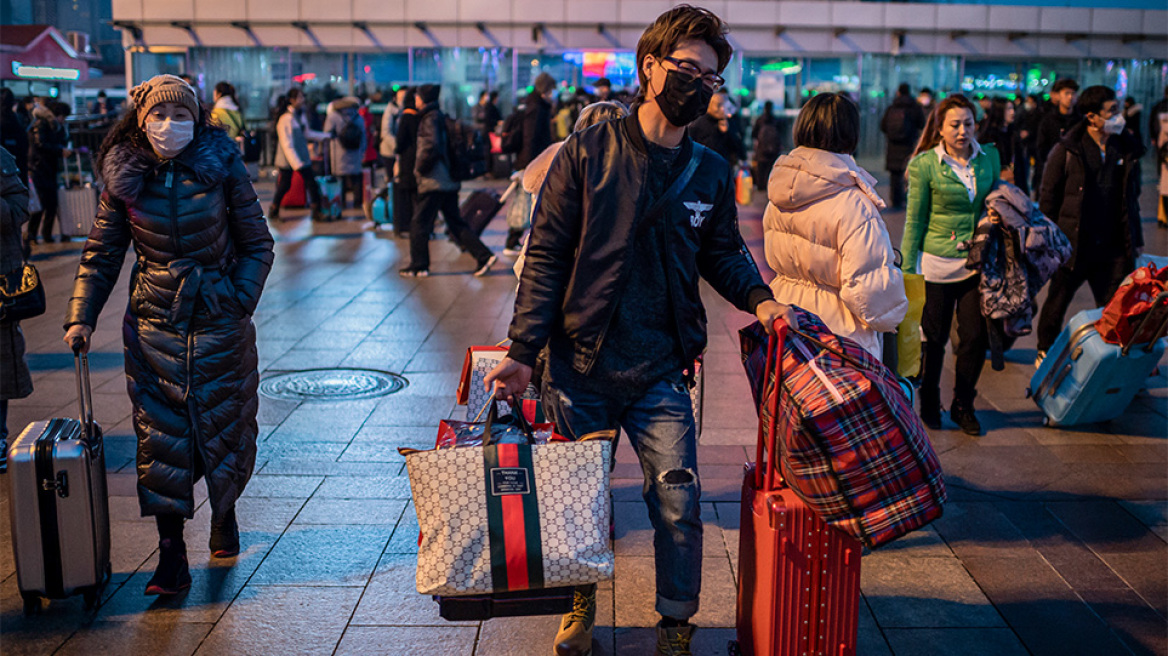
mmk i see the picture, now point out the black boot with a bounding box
[209,507,240,558]
[144,538,191,596]
[919,387,943,430]
[267,204,280,222]
[950,398,982,436]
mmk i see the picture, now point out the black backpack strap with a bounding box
[639,146,705,223]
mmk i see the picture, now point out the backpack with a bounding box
[884,105,915,144]
[336,115,364,151]
[445,117,488,182]
[220,110,261,163]
[754,119,781,160]
[500,108,524,155]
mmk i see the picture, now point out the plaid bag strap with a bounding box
[756,318,790,492]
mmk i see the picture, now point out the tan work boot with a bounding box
[552,584,597,656]
[655,620,696,656]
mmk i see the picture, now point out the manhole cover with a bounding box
[259,368,407,401]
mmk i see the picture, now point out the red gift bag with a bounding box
[1095,263,1168,347]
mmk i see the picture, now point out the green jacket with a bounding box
[900,142,1000,271]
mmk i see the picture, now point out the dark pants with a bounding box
[921,275,987,406]
[27,172,58,240]
[1013,149,1031,197]
[409,191,492,271]
[505,227,525,250]
[271,166,322,210]
[340,173,363,208]
[1036,257,1131,352]
[1,399,8,468]
[888,169,907,209]
[541,373,701,620]
[394,184,415,237]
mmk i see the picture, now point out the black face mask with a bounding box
[653,69,714,128]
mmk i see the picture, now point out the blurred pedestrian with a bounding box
[765,93,907,358]
[901,94,1001,436]
[324,96,367,209]
[594,77,614,102]
[0,145,33,472]
[63,74,274,595]
[880,83,926,209]
[89,90,113,117]
[917,87,934,111]
[1017,93,1043,196]
[484,7,792,654]
[380,87,405,177]
[689,89,746,169]
[750,100,782,191]
[393,87,419,239]
[400,84,495,277]
[1123,96,1143,145]
[509,72,556,251]
[358,99,379,180]
[26,100,70,245]
[978,97,1022,186]
[1034,78,1079,192]
[0,88,29,179]
[473,90,502,136]
[1035,86,1145,365]
[270,88,328,221]
[211,81,244,139]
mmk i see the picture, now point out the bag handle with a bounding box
[1122,290,1168,356]
[755,318,789,493]
[70,339,97,444]
[481,396,536,447]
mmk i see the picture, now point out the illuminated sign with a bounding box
[11,61,81,81]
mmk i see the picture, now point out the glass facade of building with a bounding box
[132,47,1167,161]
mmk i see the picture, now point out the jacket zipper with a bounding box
[167,160,197,494]
[166,161,183,258]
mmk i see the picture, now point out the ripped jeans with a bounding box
[541,373,701,620]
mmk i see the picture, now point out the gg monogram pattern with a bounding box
[466,353,511,420]
[533,441,615,586]
[406,447,494,595]
[404,440,614,595]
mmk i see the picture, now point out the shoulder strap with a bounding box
[641,146,704,223]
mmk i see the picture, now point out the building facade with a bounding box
[111,0,1167,159]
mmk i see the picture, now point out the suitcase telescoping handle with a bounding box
[754,318,790,493]
[70,338,96,443]
[1120,291,1168,357]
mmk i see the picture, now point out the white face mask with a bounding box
[1102,113,1126,135]
[144,118,195,158]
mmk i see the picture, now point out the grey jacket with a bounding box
[324,98,366,176]
[414,103,459,194]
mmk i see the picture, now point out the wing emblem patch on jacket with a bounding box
[683,201,713,228]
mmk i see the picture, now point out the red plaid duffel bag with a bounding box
[740,310,947,549]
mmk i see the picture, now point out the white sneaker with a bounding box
[473,255,497,277]
[502,248,522,257]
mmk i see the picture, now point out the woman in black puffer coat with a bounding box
[64,75,274,596]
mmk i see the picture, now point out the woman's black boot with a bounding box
[145,538,191,596]
[209,507,240,558]
[919,387,943,430]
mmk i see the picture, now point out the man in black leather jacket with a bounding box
[486,6,792,656]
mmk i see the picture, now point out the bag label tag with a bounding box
[490,467,531,496]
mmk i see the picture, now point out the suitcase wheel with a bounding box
[1042,416,1052,427]
[21,591,41,615]
[82,586,101,611]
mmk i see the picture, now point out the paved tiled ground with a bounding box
[1,169,1165,655]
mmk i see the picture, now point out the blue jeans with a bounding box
[542,372,702,620]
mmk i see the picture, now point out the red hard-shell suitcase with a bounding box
[733,320,862,656]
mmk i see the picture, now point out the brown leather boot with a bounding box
[655,620,696,655]
[552,584,596,656]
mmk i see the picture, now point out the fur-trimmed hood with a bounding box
[103,127,238,203]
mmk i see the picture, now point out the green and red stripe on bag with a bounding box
[402,433,614,596]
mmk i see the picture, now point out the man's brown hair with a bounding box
[635,5,732,93]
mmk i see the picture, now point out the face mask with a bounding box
[653,68,714,128]
[1102,113,1125,135]
[144,118,195,158]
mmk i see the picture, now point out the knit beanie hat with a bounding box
[130,74,200,127]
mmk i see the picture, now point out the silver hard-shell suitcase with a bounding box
[7,347,110,613]
[57,151,98,239]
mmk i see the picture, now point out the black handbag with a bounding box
[0,263,47,322]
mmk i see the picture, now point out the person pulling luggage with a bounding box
[62,75,274,596]
[485,7,794,654]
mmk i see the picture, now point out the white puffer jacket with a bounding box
[764,147,908,357]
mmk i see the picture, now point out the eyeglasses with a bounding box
[660,56,725,90]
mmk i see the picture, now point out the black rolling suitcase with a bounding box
[7,345,110,613]
[461,180,520,236]
[436,586,576,621]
